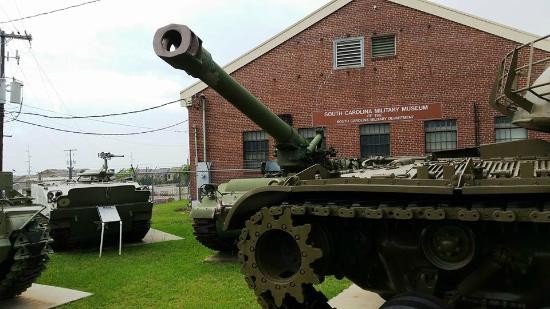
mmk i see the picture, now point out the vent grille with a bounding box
[372,35,396,58]
[333,37,364,69]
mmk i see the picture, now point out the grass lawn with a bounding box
[38,200,351,308]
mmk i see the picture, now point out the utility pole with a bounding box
[65,149,77,179]
[26,146,31,180]
[0,30,32,171]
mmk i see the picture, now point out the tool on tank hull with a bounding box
[32,152,152,249]
[0,172,51,299]
[155,24,550,308]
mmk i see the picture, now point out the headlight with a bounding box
[57,197,71,207]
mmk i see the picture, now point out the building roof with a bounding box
[180,0,550,102]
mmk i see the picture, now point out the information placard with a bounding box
[97,206,121,223]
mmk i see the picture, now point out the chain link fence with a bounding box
[133,170,191,204]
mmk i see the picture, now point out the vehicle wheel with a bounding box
[381,292,449,309]
[192,218,236,252]
[238,207,325,308]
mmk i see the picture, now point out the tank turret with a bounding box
[153,24,327,172]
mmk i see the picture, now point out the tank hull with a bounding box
[190,177,281,251]
[32,182,152,249]
[232,152,550,308]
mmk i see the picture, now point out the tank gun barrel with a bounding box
[153,24,315,171]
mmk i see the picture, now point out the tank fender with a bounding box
[223,186,293,231]
[190,205,217,219]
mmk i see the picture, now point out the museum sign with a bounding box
[312,103,442,126]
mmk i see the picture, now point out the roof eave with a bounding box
[179,0,550,103]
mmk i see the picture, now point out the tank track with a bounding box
[238,201,550,309]
[192,218,236,252]
[0,216,51,299]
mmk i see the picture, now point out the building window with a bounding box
[278,114,293,126]
[360,123,390,158]
[333,37,364,69]
[298,128,320,142]
[495,116,527,142]
[243,131,269,169]
[425,120,457,152]
[371,35,396,58]
[298,128,325,150]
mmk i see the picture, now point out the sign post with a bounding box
[97,206,122,257]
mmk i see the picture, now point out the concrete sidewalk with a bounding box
[0,284,92,309]
[329,284,385,309]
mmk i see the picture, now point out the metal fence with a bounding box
[133,171,191,204]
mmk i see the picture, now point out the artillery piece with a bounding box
[154,25,337,252]
[155,25,550,308]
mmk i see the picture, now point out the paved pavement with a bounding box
[141,228,183,244]
[0,284,92,309]
[329,284,385,309]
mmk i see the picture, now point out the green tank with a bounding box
[155,25,550,308]
[0,172,51,299]
[191,176,283,252]
[31,152,152,249]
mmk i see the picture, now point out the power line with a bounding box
[7,98,183,119]
[0,0,102,24]
[15,119,187,136]
[4,102,186,133]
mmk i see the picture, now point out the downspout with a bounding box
[194,126,199,199]
[200,94,207,162]
[473,102,480,147]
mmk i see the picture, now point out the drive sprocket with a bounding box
[237,207,324,307]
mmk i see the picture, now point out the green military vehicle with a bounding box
[0,172,50,299]
[31,152,152,249]
[191,176,283,252]
[155,25,550,308]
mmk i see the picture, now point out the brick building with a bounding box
[181,0,550,198]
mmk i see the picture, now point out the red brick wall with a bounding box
[187,0,550,198]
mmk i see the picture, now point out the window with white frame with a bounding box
[243,131,269,169]
[298,128,325,150]
[495,116,527,143]
[425,120,457,153]
[360,123,390,157]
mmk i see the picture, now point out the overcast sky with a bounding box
[0,0,548,175]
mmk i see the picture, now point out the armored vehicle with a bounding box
[191,176,283,252]
[32,152,152,249]
[155,25,550,308]
[0,172,50,299]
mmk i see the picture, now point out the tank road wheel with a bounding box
[381,293,449,309]
[420,224,475,271]
[0,217,50,299]
[237,207,329,308]
[192,218,236,252]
